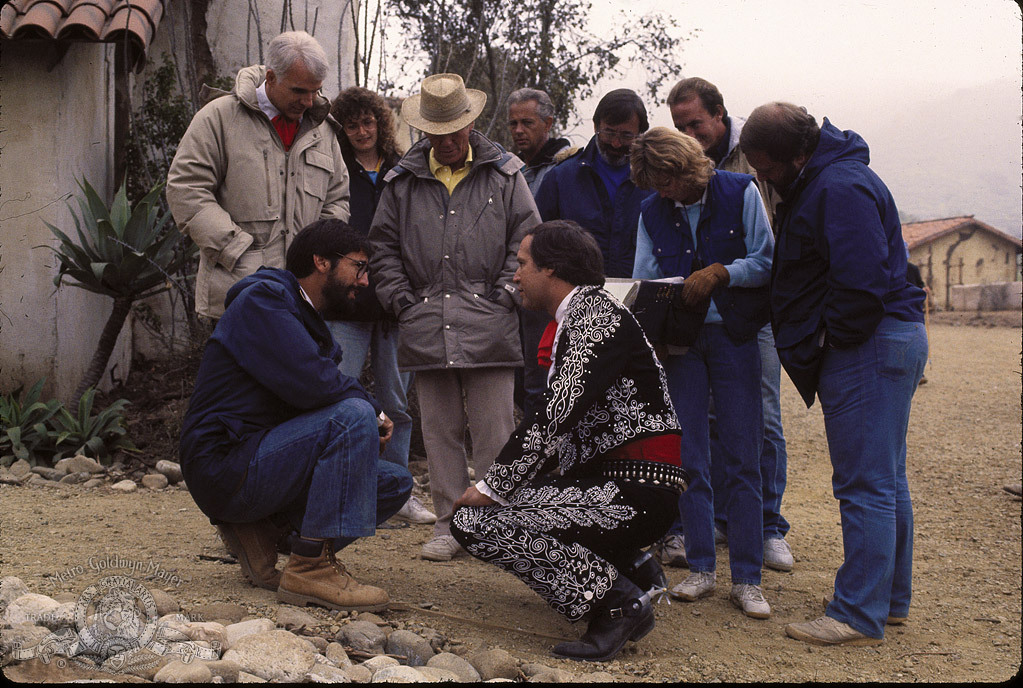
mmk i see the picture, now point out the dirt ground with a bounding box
[1,317,1020,682]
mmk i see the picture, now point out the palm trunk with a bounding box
[73,297,133,402]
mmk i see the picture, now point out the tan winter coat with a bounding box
[369,131,541,371]
[167,65,349,318]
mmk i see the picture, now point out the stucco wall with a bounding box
[909,227,1021,310]
[0,43,131,403]
[949,282,1023,311]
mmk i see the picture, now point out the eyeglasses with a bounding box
[338,254,369,278]
[343,117,377,133]
[597,129,638,145]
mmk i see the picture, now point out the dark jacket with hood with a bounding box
[179,268,378,516]
[771,119,925,407]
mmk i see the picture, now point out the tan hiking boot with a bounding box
[277,541,389,612]
[785,616,883,646]
[216,519,285,591]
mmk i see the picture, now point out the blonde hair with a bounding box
[630,127,714,191]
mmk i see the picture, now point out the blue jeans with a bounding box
[215,398,412,548]
[819,317,927,639]
[711,326,790,540]
[664,324,764,584]
[327,320,414,469]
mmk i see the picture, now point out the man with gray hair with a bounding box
[168,30,350,320]
[507,88,573,195]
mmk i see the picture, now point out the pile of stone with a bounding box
[0,456,185,492]
[1,576,615,683]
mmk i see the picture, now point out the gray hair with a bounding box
[507,87,555,122]
[266,31,328,81]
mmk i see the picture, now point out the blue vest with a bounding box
[640,171,769,341]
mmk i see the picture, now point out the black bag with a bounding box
[625,280,709,347]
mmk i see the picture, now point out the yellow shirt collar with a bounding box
[429,145,474,195]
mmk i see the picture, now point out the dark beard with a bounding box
[319,276,360,320]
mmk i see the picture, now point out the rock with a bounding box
[306,661,354,683]
[141,473,169,490]
[372,664,425,682]
[417,626,446,652]
[326,641,353,667]
[307,635,329,652]
[1,623,52,659]
[111,479,137,492]
[361,655,400,674]
[578,671,616,682]
[4,593,60,628]
[224,618,276,649]
[8,458,32,479]
[427,653,481,682]
[26,474,53,486]
[0,576,31,608]
[0,467,20,483]
[153,658,214,683]
[415,666,462,682]
[338,619,388,654]
[355,612,387,625]
[203,659,242,682]
[468,648,519,681]
[222,630,318,682]
[51,592,77,604]
[237,670,267,682]
[55,454,104,474]
[148,588,180,616]
[189,602,248,624]
[386,629,435,666]
[276,605,321,630]
[30,466,63,481]
[81,478,105,489]
[37,601,75,630]
[58,471,90,484]
[342,664,374,682]
[527,667,576,682]
[156,459,184,484]
[184,621,228,649]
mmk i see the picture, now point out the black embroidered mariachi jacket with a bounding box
[482,285,681,500]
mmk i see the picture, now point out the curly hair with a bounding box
[330,87,403,163]
[630,127,715,192]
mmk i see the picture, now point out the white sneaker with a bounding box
[421,535,464,561]
[669,571,716,601]
[395,496,437,524]
[730,584,771,619]
[658,534,688,568]
[764,537,794,572]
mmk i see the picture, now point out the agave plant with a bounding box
[0,379,63,466]
[42,179,196,401]
[48,388,136,463]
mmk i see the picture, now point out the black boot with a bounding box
[621,550,669,604]
[551,576,655,662]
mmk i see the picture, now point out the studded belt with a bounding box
[602,460,689,494]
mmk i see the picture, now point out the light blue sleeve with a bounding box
[723,182,774,288]
[632,215,664,279]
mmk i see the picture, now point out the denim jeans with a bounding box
[819,317,927,638]
[215,398,413,548]
[664,323,764,584]
[711,326,791,540]
[327,320,414,469]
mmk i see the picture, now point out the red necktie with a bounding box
[537,319,557,369]
[272,115,299,151]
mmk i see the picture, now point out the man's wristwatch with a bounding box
[377,411,387,428]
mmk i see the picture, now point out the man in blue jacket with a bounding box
[179,219,413,611]
[535,89,654,278]
[741,103,927,646]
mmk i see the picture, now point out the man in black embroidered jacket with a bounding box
[451,220,687,662]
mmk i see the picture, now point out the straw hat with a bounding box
[401,74,487,135]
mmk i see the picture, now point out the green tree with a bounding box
[383,0,693,142]
[41,180,196,401]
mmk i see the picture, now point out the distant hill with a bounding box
[862,79,1021,237]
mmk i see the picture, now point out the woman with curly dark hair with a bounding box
[327,87,435,525]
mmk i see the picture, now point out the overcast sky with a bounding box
[568,0,1020,131]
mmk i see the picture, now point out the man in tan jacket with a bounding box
[369,74,541,562]
[167,30,349,319]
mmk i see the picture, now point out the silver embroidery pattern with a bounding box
[486,288,681,496]
[452,481,632,620]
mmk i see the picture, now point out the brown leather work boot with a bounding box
[276,540,390,612]
[216,519,285,591]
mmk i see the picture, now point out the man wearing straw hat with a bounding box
[369,74,541,562]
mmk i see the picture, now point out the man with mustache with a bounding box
[534,89,654,278]
[179,219,413,611]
